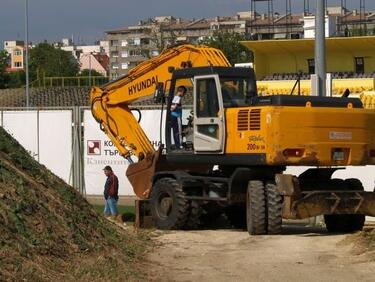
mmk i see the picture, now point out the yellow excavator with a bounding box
[91,44,375,235]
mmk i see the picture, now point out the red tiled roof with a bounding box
[93,54,109,72]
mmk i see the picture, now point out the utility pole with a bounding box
[315,0,326,97]
[89,53,92,87]
[25,0,30,107]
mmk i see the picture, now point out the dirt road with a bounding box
[147,225,375,282]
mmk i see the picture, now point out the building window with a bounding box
[121,40,128,47]
[111,51,119,58]
[111,63,119,69]
[14,50,22,56]
[129,49,142,56]
[14,62,23,68]
[355,57,364,74]
[121,63,129,70]
[121,51,128,58]
[134,38,141,45]
[141,38,150,45]
[110,40,119,46]
[307,59,315,75]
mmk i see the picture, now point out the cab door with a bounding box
[193,75,225,153]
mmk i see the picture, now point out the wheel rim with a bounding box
[157,192,173,219]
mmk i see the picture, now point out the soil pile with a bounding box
[346,224,375,258]
[0,127,149,281]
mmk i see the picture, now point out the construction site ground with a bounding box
[147,224,375,282]
[2,123,375,281]
[85,196,375,281]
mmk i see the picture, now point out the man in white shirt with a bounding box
[171,86,187,149]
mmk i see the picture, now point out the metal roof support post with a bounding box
[25,0,30,107]
[315,0,326,97]
[72,107,81,191]
[78,107,85,196]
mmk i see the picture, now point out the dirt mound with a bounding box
[342,224,375,258]
[0,127,149,281]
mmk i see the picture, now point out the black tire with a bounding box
[225,205,246,229]
[324,214,365,233]
[150,178,189,230]
[324,178,365,233]
[266,182,283,235]
[344,178,364,191]
[247,180,267,235]
[329,178,346,190]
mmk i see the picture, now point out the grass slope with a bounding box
[0,127,150,281]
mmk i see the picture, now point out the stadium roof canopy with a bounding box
[241,36,375,79]
[241,36,375,54]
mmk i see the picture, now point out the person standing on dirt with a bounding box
[103,165,119,218]
[171,85,186,149]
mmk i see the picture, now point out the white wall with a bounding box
[83,109,166,196]
[303,15,337,38]
[1,110,72,184]
[38,111,72,184]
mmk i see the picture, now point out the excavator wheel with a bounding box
[324,178,365,233]
[247,180,267,235]
[266,182,283,235]
[150,178,189,230]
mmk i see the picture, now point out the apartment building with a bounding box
[3,41,25,71]
[106,19,163,79]
[106,13,253,79]
[106,7,375,79]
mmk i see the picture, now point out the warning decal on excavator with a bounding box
[329,131,352,140]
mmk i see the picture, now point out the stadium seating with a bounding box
[258,73,375,97]
[261,72,375,81]
[360,92,375,109]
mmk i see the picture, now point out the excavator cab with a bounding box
[166,66,257,156]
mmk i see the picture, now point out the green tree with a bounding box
[0,50,10,88]
[29,42,79,81]
[201,31,253,65]
[8,71,26,88]
[79,69,103,77]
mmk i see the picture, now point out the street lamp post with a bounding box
[89,53,92,87]
[25,0,30,107]
[315,0,326,97]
